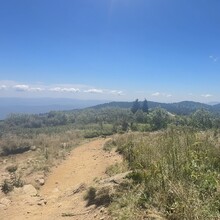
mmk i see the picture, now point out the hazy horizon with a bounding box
[0,96,219,104]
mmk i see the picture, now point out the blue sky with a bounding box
[0,0,220,102]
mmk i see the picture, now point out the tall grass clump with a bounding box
[109,127,220,219]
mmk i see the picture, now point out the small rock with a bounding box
[36,178,45,186]
[61,143,67,148]
[27,159,32,164]
[52,187,59,193]
[10,187,23,195]
[39,178,45,185]
[30,146,37,151]
[99,171,131,185]
[100,207,105,213]
[23,184,38,196]
[37,199,47,206]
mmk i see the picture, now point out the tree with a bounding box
[150,108,170,130]
[190,109,213,129]
[131,99,140,114]
[121,119,129,132]
[142,99,149,113]
[135,109,144,123]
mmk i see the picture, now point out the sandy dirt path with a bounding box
[1,138,122,220]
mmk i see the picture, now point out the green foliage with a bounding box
[190,109,213,129]
[109,128,220,219]
[131,99,140,114]
[1,179,13,194]
[142,99,149,113]
[2,104,220,136]
[1,145,31,156]
[2,102,220,219]
[84,130,100,138]
[134,109,144,123]
[103,139,116,151]
[12,175,24,188]
[0,136,32,156]
[149,108,170,130]
[1,174,24,194]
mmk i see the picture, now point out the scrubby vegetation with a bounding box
[1,100,220,218]
[106,128,220,219]
[0,125,83,194]
[1,165,24,194]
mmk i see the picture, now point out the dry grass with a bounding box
[0,128,84,192]
[106,127,220,219]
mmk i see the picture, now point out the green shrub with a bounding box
[109,127,220,219]
[1,179,13,194]
[12,175,24,188]
[103,139,116,151]
[84,130,100,138]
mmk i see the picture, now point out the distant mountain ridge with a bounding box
[92,100,220,115]
[1,98,220,120]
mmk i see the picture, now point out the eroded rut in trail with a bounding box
[1,138,122,220]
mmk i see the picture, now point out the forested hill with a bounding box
[92,100,220,115]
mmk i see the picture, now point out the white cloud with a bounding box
[50,87,80,93]
[62,88,80,92]
[202,94,213,98]
[0,85,7,90]
[151,92,172,98]
[14,84,44,92]
[152,92,160,96]
[29,87,44,92]
[49,87,62,92]
[84,89,103,94]
[14,84,30,92]
[110,90,123,96]
[1,80,126,99]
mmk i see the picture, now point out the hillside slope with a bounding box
[92,100,214,115]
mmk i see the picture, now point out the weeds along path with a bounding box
[2,138,122,220]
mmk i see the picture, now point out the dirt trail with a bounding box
[1,138,122,220]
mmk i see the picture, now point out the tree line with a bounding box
[1,99,220,136]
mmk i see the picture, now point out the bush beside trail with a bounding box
[107,127,220,219]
